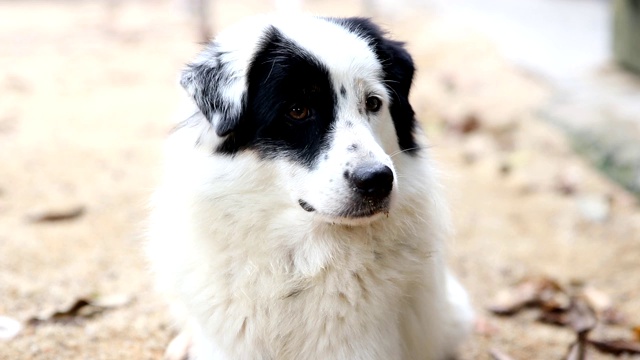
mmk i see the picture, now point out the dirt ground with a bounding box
[1,1,639,359]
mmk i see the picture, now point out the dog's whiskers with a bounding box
[388,147,421,158]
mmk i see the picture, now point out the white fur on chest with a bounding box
[147,125,465,359]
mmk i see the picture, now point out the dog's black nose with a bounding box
[350,163,394,199]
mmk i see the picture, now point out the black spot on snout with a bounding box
[340,85,346,97]
[347,144,358,152]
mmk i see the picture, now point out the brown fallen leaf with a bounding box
[543,297,594,328]
[601,308,626,326]
[581,286,626,325]
[538,309,569,327]
[28,294,132,325]
[26,204,85,223]
[489,347,516,360]
[28,298,93,324]
[633,326,640,342]
[564,341,590,360]
[488,276,563,315]
[567,297,597,335]
[540,288,571,313]
[589,339,640,356]
[559,297,597,360]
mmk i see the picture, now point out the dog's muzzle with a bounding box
[298,162,394,220]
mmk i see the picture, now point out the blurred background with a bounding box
[1,0,639,359]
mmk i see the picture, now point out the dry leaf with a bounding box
[28,294,132,325]
[538,309,569,327]
[488,277,562,315]
[540,288,571,312]
[600,308,626,325]
[567,297,597,335]
[489,347,516,360]
[589,339,640,356]
[0,316,22,341]
[564,341,590,360]
[632,326,640,342]
[29,298,93,324]
[26,204,85,223]
[581,286,625,325]
[560,297,596,360]
[538,292,598,333]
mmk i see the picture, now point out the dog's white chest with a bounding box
[195,235,420,360]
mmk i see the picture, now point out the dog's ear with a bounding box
[329,17,419,154]
[180,46,245,137]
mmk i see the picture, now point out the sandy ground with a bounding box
[1,1,639,359]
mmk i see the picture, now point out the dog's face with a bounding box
[181,16,420,225]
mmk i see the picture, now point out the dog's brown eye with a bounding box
[288,105,310,120]
[365,96,382,112]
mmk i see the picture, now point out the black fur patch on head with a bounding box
[184,26,337,168]
[240,27,337,166]
[328,17,419,155]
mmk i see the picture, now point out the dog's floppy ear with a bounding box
[329,17,419,154]
[180,45,245,137]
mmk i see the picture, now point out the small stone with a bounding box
[577,194,610,223]
[0,316,22,341]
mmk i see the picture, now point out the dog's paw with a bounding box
[164,328,193,360]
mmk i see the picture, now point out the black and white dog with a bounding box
[148,14,473,360]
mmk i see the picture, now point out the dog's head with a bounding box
[181,15,421,225]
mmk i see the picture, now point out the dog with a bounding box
[147,14,473,360]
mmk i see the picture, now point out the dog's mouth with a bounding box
[298,199,316,212]
[298,198,390,224]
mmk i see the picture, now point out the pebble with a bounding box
[0,315,22,341]
[577,194,611,223]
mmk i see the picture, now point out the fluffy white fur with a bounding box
[148,14,473,360]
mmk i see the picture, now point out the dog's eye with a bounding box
[365,96,382,112]
[288,105,310,120]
